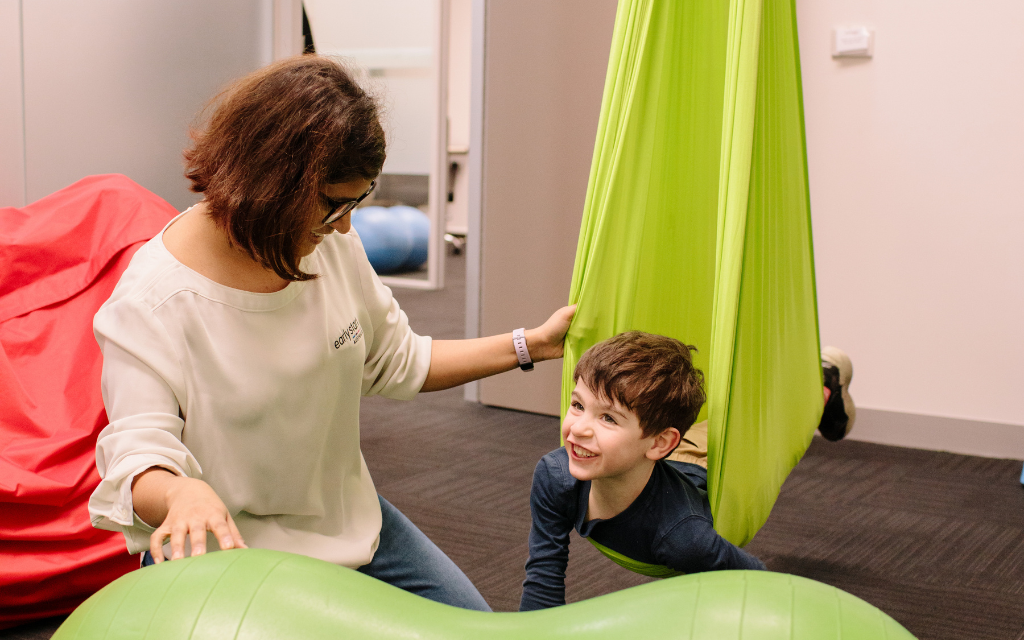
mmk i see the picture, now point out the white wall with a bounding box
[1,1,274,212]
[797,1,1024,439]
[447,0,472,152]
[0,0,26,207]
[22,1,274,210]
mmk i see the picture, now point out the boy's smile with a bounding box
[570,443,597,458]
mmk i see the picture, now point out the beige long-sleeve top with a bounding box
[89,215,431,567]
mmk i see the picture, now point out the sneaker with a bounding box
[818,346,855,441]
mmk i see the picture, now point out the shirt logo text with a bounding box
[334,318,363,349]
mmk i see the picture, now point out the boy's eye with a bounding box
[601,414,617,424]
[571,401,584,411]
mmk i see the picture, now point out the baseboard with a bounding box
[846,408,1024,460]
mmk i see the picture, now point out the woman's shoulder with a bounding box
[93,235,192,341]
[103,234,186,310]
[316,228,371,275]
[316,229,391,304]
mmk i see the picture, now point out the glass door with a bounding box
[304,0,448,289]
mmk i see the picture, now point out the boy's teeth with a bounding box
[573,444,596,458]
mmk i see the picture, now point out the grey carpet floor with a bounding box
[6,251,1023,640]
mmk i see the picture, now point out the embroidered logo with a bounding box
[334,318,364,349]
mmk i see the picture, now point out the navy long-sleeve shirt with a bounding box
[519,447,766,611]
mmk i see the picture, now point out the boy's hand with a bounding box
[526,305,576,362]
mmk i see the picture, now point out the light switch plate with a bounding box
[833,27,874,58]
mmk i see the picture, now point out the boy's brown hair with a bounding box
[184,55,386,282]
[573,331,706,439]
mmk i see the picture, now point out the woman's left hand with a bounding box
[422,304,576,392]
[525,304,576,362]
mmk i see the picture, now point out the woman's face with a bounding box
[300,178,375,256]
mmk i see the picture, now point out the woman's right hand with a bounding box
[133,468,247,563]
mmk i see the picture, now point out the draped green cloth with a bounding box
[563,0,821,546]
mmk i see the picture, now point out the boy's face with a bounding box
[561,379,659,482]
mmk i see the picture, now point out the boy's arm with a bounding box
[655,516,767,573]
[519,455,575,611]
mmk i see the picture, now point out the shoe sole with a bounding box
[821,346,855,435]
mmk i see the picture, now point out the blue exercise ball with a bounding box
[389,206,430,271]
[351,206,412,274]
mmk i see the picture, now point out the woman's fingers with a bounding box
[150,528,169,564]
[210,514,248,551]
[149,515,241,564]
[532,305,577,360]
[227,516,248,549]
[189,519,207,556]
[147,478,244,562]
[210,518,236,551]
[549,305,576,336]
[169,521,188,560]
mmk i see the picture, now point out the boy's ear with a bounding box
[645,427,681,461]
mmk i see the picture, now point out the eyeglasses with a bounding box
[321,180,376,225]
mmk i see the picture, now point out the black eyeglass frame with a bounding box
[321,180,376,225]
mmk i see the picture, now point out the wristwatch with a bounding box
[512,328,534,372]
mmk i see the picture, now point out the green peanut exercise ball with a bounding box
[53,549,915,639]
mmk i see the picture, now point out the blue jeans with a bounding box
[142,495,490,611]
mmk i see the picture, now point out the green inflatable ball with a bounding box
[54,549,915,639]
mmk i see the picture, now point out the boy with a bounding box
[519,331,854,611]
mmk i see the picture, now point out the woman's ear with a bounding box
[646,427,681,460]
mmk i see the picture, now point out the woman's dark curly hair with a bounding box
[184,55,386,281]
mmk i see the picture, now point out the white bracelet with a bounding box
[512,328,534,372]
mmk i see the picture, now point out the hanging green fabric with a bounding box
[563,0,821,547]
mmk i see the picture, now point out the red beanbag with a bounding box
[0,175,177,628]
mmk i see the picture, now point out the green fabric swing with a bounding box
[563,0,822,549]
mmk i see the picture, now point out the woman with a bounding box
[89,55,573,611]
